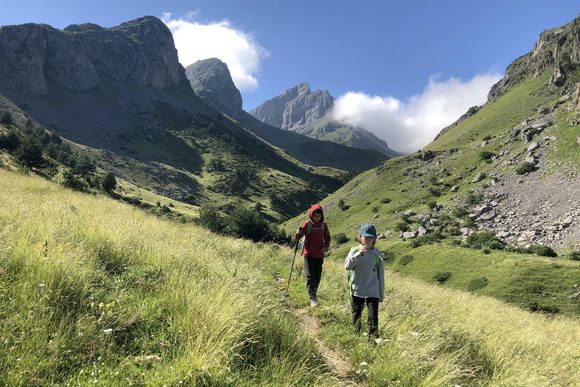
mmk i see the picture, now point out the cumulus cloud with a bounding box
[162,12,269,91]
[331,73,502,153]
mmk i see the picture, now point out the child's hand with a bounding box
[359,245,369,255]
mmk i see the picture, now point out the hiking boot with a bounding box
[310,299,318,307]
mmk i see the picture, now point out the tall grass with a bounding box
[0,170,334,385]
[296,256,580,386]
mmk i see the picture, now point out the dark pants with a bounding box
[351,296,379,338]
[304,256,323,301]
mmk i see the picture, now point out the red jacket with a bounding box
[299,204,331,259]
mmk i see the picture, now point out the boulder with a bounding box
[527,142,540,152]
[402,230,418,239]
[417,226,428,236]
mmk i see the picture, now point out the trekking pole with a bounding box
[287,239,300,292]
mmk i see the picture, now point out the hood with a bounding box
[308,204,324,222]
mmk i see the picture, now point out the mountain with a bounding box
[250,83,399,156]
[0,17,363,220]
[184,58,389,171]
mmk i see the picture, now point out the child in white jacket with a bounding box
[345,224,385,339]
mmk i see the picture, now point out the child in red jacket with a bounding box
[294,204,331,307]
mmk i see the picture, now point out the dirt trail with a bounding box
[275,273,361,386]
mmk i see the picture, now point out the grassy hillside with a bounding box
[286,257,579,386]
[1,169,579,385]
[0,169,335,385]
[284,72,580,315]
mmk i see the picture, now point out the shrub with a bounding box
[526,244,557,257]
[334,233,349,245]
[522,301,560,314]
[0,130,20,150]
[398,255,413,266]
[197,205,227,234]
[372,206,379,213]
[395,222,409,232]
[479,151,495,160]
[516,162,536,175]
[569,251,580,261]
[59,168,89,191]
[482,135,492,141]
[337,199,349,211]
[380,197,391,204]
[433,271,452,283]
[428,187,441,197]
[14,137,44,168]
[466,231,505,250]
[426,200,438,209]
[466,276,489,291]
[226,205,267,242]
[409,232,444,248]
[466,193,483,205]
[382,250,395,263]
[101,173,117,193]
[0,111,14,126]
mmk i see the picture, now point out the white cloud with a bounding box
[162,13,269,91]
[331,73,502,153]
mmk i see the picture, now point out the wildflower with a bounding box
[374,338,382,345]
[411,331,419,337]
[103,328,113,335]
[359,361,368,367]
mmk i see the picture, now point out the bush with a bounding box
[479,151,495,160]
[380,197,391,204]
[59,168,89,191]
[569,251,580,261]
[522,301,560,314]
[197,205,227,234]
[466,276,489,291]
[227,205,267,242]
[426,200,438,209]
[334,233,349,245]
[0,111,14,126]
[395,222,409,232]
[409,232,444,248]
[398,255,413,266]
[466,193,483,205]
[451,207,469,218]
[526,244,557,257]
[433,271,452,283]
[466,231,505,250]
[482,135,492,141]
[372,206,379,213]
[428,187,441,197]
[101,173,117,193]
[515,162,536,175]
[382,250,395,263]
[14,136,44,168]
[337,198,349,211]
[0,130,20,150]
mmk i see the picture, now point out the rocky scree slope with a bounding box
[288,14,580,251]
[250,82,399,156]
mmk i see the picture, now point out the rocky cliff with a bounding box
[185,58,242,118]
[489,14,580,100]
[250,83,398,155]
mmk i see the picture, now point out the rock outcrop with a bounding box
[185,58,242,118]
[488,15,580,100]
[250,83,398,156]
[0,16,190,96]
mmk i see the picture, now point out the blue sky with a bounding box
[1,1,578,151]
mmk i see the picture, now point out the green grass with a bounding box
[0,170,336,385]
[280,246,580,386]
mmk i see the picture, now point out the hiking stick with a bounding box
[287,239,300,292]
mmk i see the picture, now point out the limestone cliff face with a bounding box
[185,58,243,118]
[0,16,190,96]
[250,83,333,130]
[489,15,580,100]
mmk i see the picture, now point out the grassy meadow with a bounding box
[1,168,579,386]
[0,169,335,385]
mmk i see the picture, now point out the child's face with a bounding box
[360,236,375,246]
[312,211,322,222]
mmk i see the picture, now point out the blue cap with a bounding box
[359,224,377,238]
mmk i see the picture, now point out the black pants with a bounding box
[304,256,323,301]
[351,296,379,338]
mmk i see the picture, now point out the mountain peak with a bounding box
[184,58,243,117]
